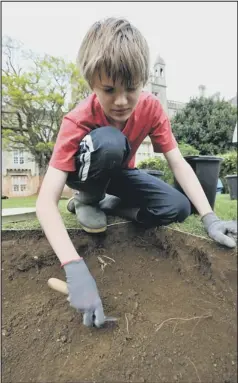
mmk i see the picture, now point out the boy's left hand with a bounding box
[202,212,237,248]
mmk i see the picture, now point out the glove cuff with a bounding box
[201,212,219,227]
[61,257,83,268]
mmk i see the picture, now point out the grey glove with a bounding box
[202,212,237,248]
[63,259,105,327]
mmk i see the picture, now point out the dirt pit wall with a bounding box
[2,224,237,383]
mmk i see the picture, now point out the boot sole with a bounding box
[80,224,107,233]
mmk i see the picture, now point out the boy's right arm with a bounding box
[36,166,81,264]
[36,166,105,327]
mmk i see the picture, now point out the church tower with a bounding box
[152,54,168,113]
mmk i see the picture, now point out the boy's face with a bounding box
[92,70,143,127]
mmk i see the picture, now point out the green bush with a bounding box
[179,142,200,157]
[137,156,174,184]
[137,143,199,185]
[218,151,237,193]
[171,96,237,154]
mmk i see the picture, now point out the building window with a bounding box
[160,68,164,77]
[11,175,28,193]
[13,151,18,164]
[13,150,24,165]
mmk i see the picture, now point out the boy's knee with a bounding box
[143,190,191,227]
[176,193,191,222]
[89,126,130,168]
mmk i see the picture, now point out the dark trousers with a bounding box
[66,126,191,226]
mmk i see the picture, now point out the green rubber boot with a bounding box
[73,191,107,233]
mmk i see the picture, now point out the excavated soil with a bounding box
[2,224,237,383]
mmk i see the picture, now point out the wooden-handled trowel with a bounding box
[47,278,118,323]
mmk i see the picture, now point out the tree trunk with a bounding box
[36,155,49,194]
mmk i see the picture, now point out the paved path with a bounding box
[2,207,36,224]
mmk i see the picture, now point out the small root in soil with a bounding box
[155,313,213,332]
[125,313,129,334]
[97,256,108,272]
[97,255,116,272]
[101,255,116,263]
[186,356,201,382]
[191,317,203,337]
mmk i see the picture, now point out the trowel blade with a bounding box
[104,316,118,322]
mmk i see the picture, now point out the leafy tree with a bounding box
[171,96,237,155]
[2,36,90,176]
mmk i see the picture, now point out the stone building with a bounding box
[2,106,74,198]
[2,148,72,198]
[145,55,168,113]
[2,148,40,197]
[135,54,186,164]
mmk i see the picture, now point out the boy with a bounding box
[36,18,237,328]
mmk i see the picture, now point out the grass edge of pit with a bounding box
[2,222,236,260]
[0,220,229,243]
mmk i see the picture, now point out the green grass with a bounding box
[2,194,237,237]
[2,197,79,230]
[171,194,237,236]
[2,195,38,208]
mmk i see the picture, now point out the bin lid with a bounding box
[184,155,223,162]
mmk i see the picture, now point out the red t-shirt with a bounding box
[49,91,177,172]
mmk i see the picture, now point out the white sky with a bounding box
[2,1,237,103]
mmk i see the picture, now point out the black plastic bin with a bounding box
[225,175,238,200]
[141,169,164,179]
[174,155,223,214]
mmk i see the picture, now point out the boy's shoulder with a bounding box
[136,91,163,117]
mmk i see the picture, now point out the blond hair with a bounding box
[77,17,150,88]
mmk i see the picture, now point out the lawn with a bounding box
[171,193,237,236]
[2,194,237,237]
[2,195,38,209]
